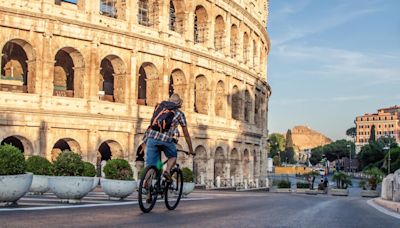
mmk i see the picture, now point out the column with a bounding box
[40,33,54,97]
[161,56,170,101]
[224,13,232,57]
[129,50,138,116]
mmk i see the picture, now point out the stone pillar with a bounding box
[40,33,54,97]
[162,56,170,101]
[88,39,100,113]
[207,4,215,50]
[87,129,98,164]
[129,50,138,116]
[127,0,138,28]
[158,0,169,37]
[185,10,194,44]
[224,13,231,57]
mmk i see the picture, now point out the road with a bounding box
[1,191,399,228]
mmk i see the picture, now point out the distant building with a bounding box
[355,105,400,150]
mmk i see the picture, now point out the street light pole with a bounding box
[347,144,351,172]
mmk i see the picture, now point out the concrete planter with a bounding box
[182,182,195,196]
[305,189,324,195]
[29,175,49,194]
[331,188,349,196]
[91,177,100,191]
[361,190,379,198]
[101,178,137,199]
[275,188,292,193]
[0,173,33,204]
[295,188,308,193]
[48,176,93,203]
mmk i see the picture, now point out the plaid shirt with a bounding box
[143,110,187,143]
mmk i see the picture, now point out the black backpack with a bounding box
[150,101,179,133]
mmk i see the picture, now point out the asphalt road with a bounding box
[1,191,399,228]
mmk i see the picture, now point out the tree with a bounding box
[358,141,385,170]
[273,155,280,166]
[268,133,286,159]
[283,130,295,164]
[309,147,323,165]
[369,125,376,142]
[346,127,356,138]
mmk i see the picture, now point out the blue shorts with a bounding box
[146,138,177,169]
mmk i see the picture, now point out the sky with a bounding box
[267,0,400,140]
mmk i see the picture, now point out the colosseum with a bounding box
[0,0,271,188]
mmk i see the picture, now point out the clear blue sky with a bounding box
[267,0,400,140]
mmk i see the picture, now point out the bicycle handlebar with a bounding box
[177,149,196,156]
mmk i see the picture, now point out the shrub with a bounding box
[82,162,96,177]
[26,156,52,175]
[363,167,384,190]
[0,144,26,175]
[332,172,352,189]
[276,179,291,188]
[103,159,133,180]
[182,167,194,182]
[296,182,310,189]
[52,150,84,176]
[359,179,367,190]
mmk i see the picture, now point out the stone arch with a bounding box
[254,92,260,125]
[51,138,82,162]
[169,68,187,104]
[169,0,185,34]
[194,75,208,114]
[0,135,34,155]
[243,149,250,179]
[99,54,126,103]
[98,140,124,161]
[244,90,252,122]
[194,5,208,44]
[137,62,159,106]
[1,39,36,93]
[230,148,240,182]
[231,85,241,120]
[54,47,85,98]
[214,146,225,186]
[215,80,225,117]
[230,24,239,58]
[214,15,225,51]
[243,32,250,64]
[193,145,207,184]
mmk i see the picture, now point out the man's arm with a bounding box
[181,126,194,155]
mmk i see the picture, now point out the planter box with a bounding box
[101,178,137,199]
[91,177,100,191]
[331,188,349,196]
[29,175,49,195]
[48,176,93,203]
[0,173,33,204]
[182,182,195,196]
[361,190,379,198]
[295,188,308,193]
[305,189,324,195]
[275,188,292,193]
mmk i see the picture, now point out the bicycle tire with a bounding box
[164,168,183,210]
[138,165,158,213]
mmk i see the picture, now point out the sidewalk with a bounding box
[372,198,400,214]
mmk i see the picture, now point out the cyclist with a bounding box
[142,93,195,182]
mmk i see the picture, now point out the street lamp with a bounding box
[383,145,391,175]
[347,144,351,172]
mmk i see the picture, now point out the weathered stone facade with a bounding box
[0,0,271,188]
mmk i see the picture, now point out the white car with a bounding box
[319,169,325,176]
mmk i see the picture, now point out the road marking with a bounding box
[367,199,400,219]
[0,197,212,212]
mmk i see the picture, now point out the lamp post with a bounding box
[347,144,351,172]
[383,145,391,174]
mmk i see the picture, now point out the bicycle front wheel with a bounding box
[164,168,183,210]
[138,165,158,213]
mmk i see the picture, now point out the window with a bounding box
[138,0,150,26]
[55,0,77,5]
[243,32,249,63]
[214,16,225,51]
[194,6,208,44]
[100,0,117,18]
[169,0,176,31]
[230,25,238,58]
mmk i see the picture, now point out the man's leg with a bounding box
[162,141,177,177]
[166,157,177,174]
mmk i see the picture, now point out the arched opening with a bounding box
[254,93,260,125]
[99,55,126,103]
[1,136,24,153]
[138,0,159,28]
[244,90,251,122]
[98,140,124,177]
[231,85,241,120]
[194,75,208,114]
[169,0,185,35]
[1,39,36,93]
[214,15,225,51]
[169,69,187,104]
[51,138,81,162]
[243,32,249,64]
[214,147,225,186]
[230,24,238,58]
[137,62,159,106]
[215,80,225,117]
[243,149,250,180]
[53,47,85,98]
[230,148,240,183]
[193,145,207,184]
[194,5,208,44]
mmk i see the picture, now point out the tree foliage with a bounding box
[268,133,286,158]
[346,127,356,138]
[369,125,376,142]
[358,141,385,170]
[309,140,354,165]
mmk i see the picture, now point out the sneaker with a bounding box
[163,171,172,183]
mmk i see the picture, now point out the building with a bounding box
[0,0,271,188]
[355,106,400,150]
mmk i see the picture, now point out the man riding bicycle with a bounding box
[142,93,195,181]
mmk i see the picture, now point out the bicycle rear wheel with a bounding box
[164,168,183,210]
[138,166,158,213]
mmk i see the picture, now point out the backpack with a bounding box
[150,101,179,133]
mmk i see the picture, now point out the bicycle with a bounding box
[138,149,195,213]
